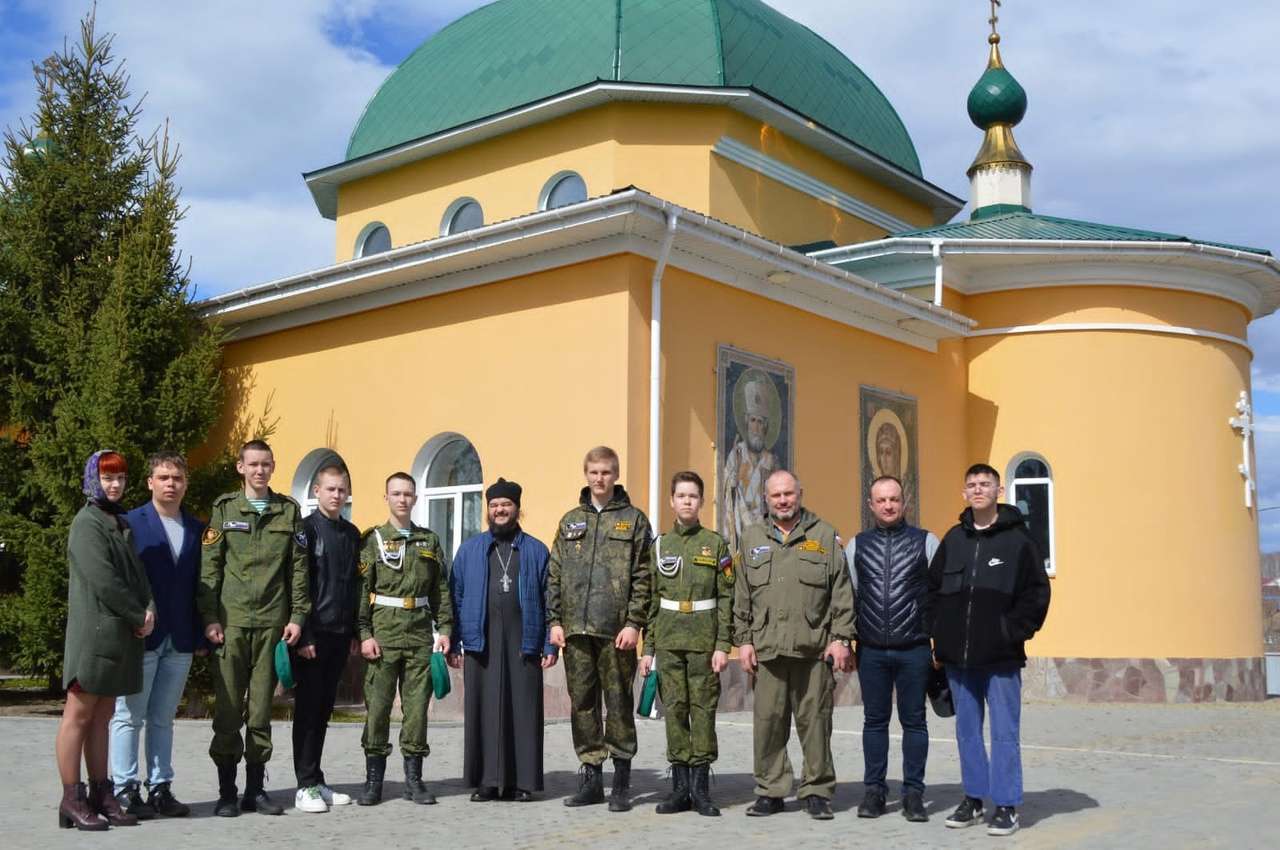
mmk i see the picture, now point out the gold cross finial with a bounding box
[989,0,1002,43]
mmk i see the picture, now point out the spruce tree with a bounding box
[0,12,229,684]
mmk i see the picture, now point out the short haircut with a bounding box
[868,474,903,496]
[314,463,349,485]
[239,439,272,460]
[147,450,187,475]
[385,471,415,491]
[965,463,1000,484]
[670,470,705,497]
[97,451,128,475]
[765,468,801,491]
[583,445,620,473]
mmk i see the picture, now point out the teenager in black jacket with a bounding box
[928,463,1050,836]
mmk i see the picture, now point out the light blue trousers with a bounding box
[110,636,193,791]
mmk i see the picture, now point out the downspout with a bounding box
[932,239,944,306]
[649,210,680,526]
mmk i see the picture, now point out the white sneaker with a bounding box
[295,785,329,813]
[319,784,352,806]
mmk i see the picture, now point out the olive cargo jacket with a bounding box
[547,485,653,639]
[197,490,310,629]
[357,521,453,648]
[644,522,734,655]
[732,509,856,662]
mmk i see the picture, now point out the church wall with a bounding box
[965,322,1262,667]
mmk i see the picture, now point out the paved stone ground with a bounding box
[8,699,1279,849]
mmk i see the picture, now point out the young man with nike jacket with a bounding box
[928,463,1050,837]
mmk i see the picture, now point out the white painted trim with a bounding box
[306,82,963,221]
[1006,453,1055,577]
[711,136,912,233]
[538,170,588,211]
[968,322,1252,354]
[440,196,483,236]
[649,212,679,527]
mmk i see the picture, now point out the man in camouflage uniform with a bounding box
[198,440,310,818]
[548,446,652,812]
[734,469,856,821]
[640,470,732,817]
[356,472,453,807]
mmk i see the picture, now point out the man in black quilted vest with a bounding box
[844,475,938,823]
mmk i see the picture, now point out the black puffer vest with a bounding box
[853,522,930,649]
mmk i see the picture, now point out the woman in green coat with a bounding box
[55,450,155,830]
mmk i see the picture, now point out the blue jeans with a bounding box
[947,665,1023,807]
[857,644,930,794]
[110,635,194,790]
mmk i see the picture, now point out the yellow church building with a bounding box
[201,0,1278,704]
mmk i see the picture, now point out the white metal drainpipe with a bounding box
[932,239,944,306]
[649,210,680,526]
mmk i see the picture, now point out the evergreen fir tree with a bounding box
[0,12,233,683]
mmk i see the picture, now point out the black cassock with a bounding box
[462,539,544,792]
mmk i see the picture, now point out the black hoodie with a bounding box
[928,504,1051,669]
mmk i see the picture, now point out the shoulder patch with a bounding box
[720,555,735,584]
[201,527,222,546]
[357,561,370,576]
[294,530,307,548]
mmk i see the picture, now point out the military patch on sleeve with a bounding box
[294,531,307,548]
[201,527,222,546]
[613,520,632,533]
[720,555,735,583]
[357,561,370,576]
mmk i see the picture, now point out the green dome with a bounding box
[967,62,1027,129]
[345,0,922,177]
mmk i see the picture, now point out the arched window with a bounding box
[292,448,352,519]
[412,433,483,564]
[1008,453,1054,575]
[355,222,391,258]
[441,198,484,236]
[539,171,588,210]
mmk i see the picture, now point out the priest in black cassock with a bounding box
[447,478,558,801]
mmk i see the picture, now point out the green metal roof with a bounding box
[894,210,1272,256]
[345,0,922,176]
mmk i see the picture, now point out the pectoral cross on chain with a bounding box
[500,572,512,593]
[1229,390,1257,508]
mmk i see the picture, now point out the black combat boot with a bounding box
[241,762,283,815]
[607,758,632,813]
[402,756,437,804]
[147,782,190,817]
[213,762,239,817]
[563,763,604,807]
[654,764,691,814]
[115,780,156,820]
[356,756,386,806]
[689,765,720,817]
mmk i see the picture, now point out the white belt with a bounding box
[372,594,430,610]
[660,597,716,613]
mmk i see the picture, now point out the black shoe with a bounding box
[607,758,632,812]
[987,806,1019,836]
[147,783,190,817]
[689,765,720,817]
[745,796,784,817]
[902,791,928,822]
[357,756,386,807]
[241,763,283,815]
[655,764,691,814]
[115,781,157,820]
[945,795,985,829]
[402,756,437,805]
[470,786,499,802]
[511,789,534,802]
[856,788,886,818]
[803,795,834,820]
[563,763,604,807]
[213,762,239,818]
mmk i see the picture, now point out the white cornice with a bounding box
[303,82,964,222]
[969,322,1252,355]
[712,136,913,233]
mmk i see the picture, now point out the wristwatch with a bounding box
[837,639,852,648]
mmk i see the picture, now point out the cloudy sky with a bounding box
[3,1,1280,543]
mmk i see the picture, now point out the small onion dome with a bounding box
[967,38,1027,129]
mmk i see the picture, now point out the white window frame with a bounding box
[439,197,484,236]
[292,448,353,520]
[1007,452,1055,576]
[538,170,588,211]
[411,432,483,560]
[354,221,391,258]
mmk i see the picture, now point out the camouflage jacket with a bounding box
[643,522,733,655]
[357,521,454,648]
[732,509,856,662]
[547,485,653,639]
[197,489,310,629]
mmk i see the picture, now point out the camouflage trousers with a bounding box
[209,626,277,765]
[656,648,720,766]
[362,645,434,758]
[563,634,638,765]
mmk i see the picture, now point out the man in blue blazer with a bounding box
[109,451,206,818]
